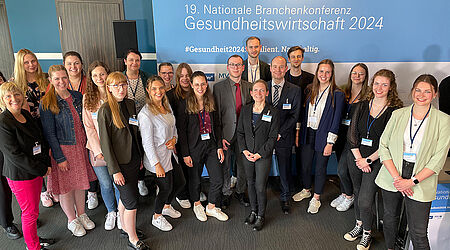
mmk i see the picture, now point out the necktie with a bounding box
[273,85,280,107]
[235,82,242,118]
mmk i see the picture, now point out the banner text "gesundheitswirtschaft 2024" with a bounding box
[184,4,384,31]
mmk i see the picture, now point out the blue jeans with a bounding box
[92,165,119,212]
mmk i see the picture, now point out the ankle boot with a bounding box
[253,216,264,231]
[245,211,257,225]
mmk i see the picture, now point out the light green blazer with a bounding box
[375,105,450,202]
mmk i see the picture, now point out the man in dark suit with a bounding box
[242,36,271,83]
[213,55,252,209]
[267,56,301,214]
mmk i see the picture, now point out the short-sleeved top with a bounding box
[348,100,397,158]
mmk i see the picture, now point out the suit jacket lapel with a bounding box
[254,104,270,131]
[266,81,273,105]
[278,83,289,108]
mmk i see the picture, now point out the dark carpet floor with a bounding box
[0,177,385,250]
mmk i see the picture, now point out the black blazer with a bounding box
[176,99,222,157]
[0,109,50,180]
[266,81,302,148]
[237,102,280,159]
[242,59,272,82]
[98,99,143,175]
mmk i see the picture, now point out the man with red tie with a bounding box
[213,55,252,209]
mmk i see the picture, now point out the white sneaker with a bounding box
[193,204,207,222]
[206,206,228,221]
[86,192,98,210]
[104,211,116,230]
[199,192,207,202]
[117,213,122,230]
[68,219,86,237]
[138,180,149,196]
[336,196,354,212]
[176,197,191,209]
[162,205,181,218]
[292,189,312,202]
[230,176,237,188]
[40,191,54,208]
[152,215,172,231]
[307,197,321,214]
[330,194,346,208]
[77,213,95,230]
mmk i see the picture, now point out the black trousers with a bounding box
[189,140,223,205]
[0,151,14,229]
[382,160,431,250]
[175,143,191,200]
[347,153,382,231]
[244,158,271,217]
[153,157,186,214]
[275,146,293,201]
[337,149,354,196]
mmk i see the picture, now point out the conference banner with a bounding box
[152,0,449,99]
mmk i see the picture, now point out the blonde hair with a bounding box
[41,65,69,114]
[0,82,24,110]
[105,72,127,129]
[145,75,171,115]
[13,49,49,94]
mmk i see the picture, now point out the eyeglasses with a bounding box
[160,72,174,76]
[109,83,128,89]
[228,63,243,68]
[192,83,208,88]
[351,72,365,77]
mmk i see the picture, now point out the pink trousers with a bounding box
[7,176,42,250]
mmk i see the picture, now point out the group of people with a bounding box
[0,36,449,250]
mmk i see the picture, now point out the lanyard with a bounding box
[126,75,140,98]
[409,104,431,149]
[366,99,387,138]
[345,91,361,118]
[313,85,329,113]
[68,74,83,92]
[250,62,259,83]
[199,108,207,126]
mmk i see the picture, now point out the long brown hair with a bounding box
[306,59,342,107]
[174,63,193,99]
[186,71,215,114]
[342,63,370,102]
[366,69,403,108]
[105,72,127,129]
[41,65,69,114]
[145,75,171,115]
[84,61,110,112]
[14,48,49,94]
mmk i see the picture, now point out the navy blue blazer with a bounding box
[266,81,301,148]
[300,90,345,152]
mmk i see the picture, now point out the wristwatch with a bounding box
[411,177,420,185]
[366,158,372,165]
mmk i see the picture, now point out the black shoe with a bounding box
[244,211,257,225]
[5,224,21,240]
[127,240,150,250]
[253,216,264,231]
[39,237,56,247]
[120,229,146,240]
[234,192,250,207]
[281,201,290,214]
[221,195,231,209]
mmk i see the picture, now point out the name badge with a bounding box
[341,119,351,126]
[403,152,416,162]
[91,112,98,119]
[129,117,139,126]
[33,144,42,155]
[361,138,373,147]
[282,103,291,110]
[308,116,317,124]
[262,114,272,122]
[201,133,210,140]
